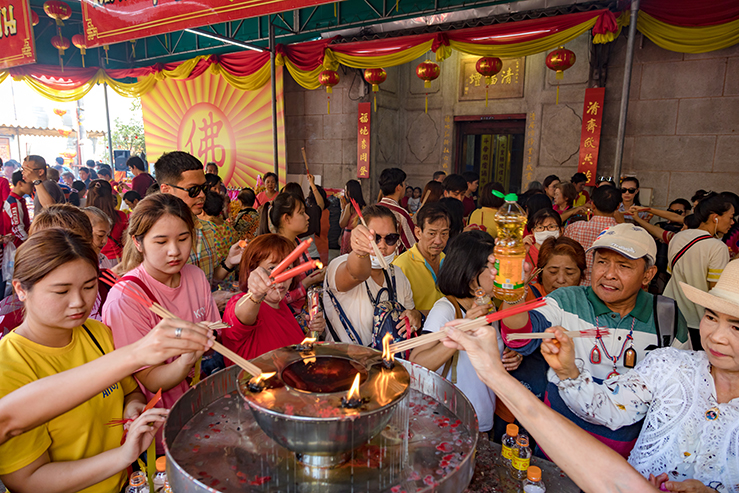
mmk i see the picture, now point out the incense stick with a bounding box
[419,189,431,210]
[506,328,611,341]
[350,198,389,270]
[301,147,310,175]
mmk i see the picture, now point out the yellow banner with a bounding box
[141,66,286,188]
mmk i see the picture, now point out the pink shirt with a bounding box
[102,263,220,412]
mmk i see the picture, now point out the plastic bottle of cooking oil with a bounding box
[509,434,532,481]
[493,194,527,301]
[500,423,519,468]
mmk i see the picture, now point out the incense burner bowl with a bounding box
[236,343,411,466]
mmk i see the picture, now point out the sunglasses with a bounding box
[621,187,637,194]
[667,208,686,215]
[375,233,400,246]
[167,182,210,198]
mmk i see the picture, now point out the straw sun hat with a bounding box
[681,259,739,320]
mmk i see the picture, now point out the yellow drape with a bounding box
[211,61,271,91]
[637,11,739,54]
[322,39,435,71]
[0,71,8,85]
[279,55,323,90]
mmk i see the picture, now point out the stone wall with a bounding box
[283,30,739,205]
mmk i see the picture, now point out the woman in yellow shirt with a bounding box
[0,229,168,493]
[467,182,504,238]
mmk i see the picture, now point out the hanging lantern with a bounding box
[545,46,576,105]
[318,69,340,114]
[475,57,503,107]
[416,61,440,114]
[51,35,70,71]
[43,1,71,28]
[57,129,72,138]
[31,10,39,26]
[363,68,387,112]
[53,108,66,117]
[72,34,87,67]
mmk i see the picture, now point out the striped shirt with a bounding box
[379,197,417,253]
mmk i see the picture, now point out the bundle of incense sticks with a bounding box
[350,197,389,270]
[100,272,264,377]
[389,298,546,354]
[507,328,611,341]
[106,388,162,426]
[525,267,543,286]
[237,258,323,307]
[301,147,310,175]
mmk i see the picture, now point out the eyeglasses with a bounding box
[167,182,210,198]
[667,208,686,215]
[621,187,637,194]
[532,225,560,232]
[375,233,400,246]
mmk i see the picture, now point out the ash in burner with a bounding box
[282,356,367,393]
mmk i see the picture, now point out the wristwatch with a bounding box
[32,180,42,186]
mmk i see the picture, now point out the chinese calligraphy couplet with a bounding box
[576,88,605,186]
[357,102,371,179]
[0,0,36,69]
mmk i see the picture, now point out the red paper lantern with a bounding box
[545,46,576,105]
[53,108,66,117]
[363,68,387,112]
[72,34,87,67]
[43,0,71,26]
[51,35,70,71]
[475,57,503,107]
[31,10,39,26]
[416,61,440,113]
[318,70,340,114]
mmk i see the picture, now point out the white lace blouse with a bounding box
[552,348,739,492]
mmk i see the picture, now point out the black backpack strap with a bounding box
[82,324,106,356]
[652,295,677,348]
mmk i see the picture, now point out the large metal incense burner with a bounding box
[164,342,478,492]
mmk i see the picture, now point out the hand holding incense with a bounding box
[350,198,389,270]
[271,260,323,284]
[301,147,310,175]
[270,237,313,278]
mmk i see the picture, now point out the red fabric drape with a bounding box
[213,51,271,76]
[277,37,335,70]
[640,0,739,27]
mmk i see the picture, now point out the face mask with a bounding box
[371,251,397,270]
[534,230,560,245]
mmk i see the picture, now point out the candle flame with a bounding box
[346,373,361,400]
[300,337,316,345]
[251,371,276,385]
[381,333,394,362]
[315,261,324,269]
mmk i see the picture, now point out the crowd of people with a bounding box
[0,151,735,492]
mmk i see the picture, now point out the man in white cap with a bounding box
[498,223,690,458]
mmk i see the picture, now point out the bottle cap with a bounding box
[516,435,529,447]
[527,466,541,481]
[130,471,146,486]
[156,455,167,472]
[506,424,519,437]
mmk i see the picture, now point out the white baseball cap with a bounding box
[586,223,657,264]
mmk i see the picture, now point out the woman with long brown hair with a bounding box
[87,179,128,265]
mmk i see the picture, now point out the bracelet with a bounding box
[220,259,235,273]
[247,293,263,304]
[354,251,369,259]
[507,287,528,305]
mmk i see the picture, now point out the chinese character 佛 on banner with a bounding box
[576,88,605,186]
[357,102,371,179]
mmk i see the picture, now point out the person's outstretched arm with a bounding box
[441,326,658,493]
[0,319,213,445]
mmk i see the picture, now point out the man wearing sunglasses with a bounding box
[22,155,65,214]
[156,151,242,287]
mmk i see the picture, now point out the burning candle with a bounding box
[295,337,316,352]
[340,373,363,409]
[247,371,276,393]
[381,333,395,369]
[270,238,314,278]
[271,260,322,284]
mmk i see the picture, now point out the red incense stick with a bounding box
[270,238,313,278]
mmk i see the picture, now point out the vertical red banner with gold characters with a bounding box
[357,102,371,179]
[141,67,286,188]
[0,0,36,69]
[577,87,605,186]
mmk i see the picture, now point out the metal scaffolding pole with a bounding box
[612,0,640,182]
[269,19,279,180]
[103,82,114,166]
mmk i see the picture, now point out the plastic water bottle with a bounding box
[126,471,150,493]
[153,456,167,492]
[493,194,527,302]
[509,433,532,481]
[500,423,519,468]
[523,466,546,493]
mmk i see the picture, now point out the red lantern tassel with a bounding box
[556,85,559,105]
[374,94,377,112]
[425,93,428,114]
[485,84,489,107]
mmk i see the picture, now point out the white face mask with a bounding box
[534,230,560,245]
[371,251,397,270]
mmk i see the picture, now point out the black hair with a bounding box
[571,172,588,184]
[205,162,219,173]
[530,208,562,229]
[591,184,621,214]
[126,156,146,172]
[123,190,142,203]
[694,194,733,224]
[413,187,422,193]
[379,168,407,196]
[543,175,560,189]
[89,168,99,180]
[145,182,160,196]
[620,176,642,206]
[432,171,446,180]
[442,174,467,194]
[720,192,739,213]
[479,182,505,208]
[154,151,203,186]
[97,168,112,178]
[439,197,465,238]
[238,188,256,207]
[79,166,90,175]
[405,186,413,193]
[362,204,397,230]
[416,203,450,231]
[346,180,366,209]
[202,190,225,217]
[462,171,478,184]
[307,183,327,208]
[72,180,86,193]
[98,164,112,172]
[668,198,691,212]
[85,159,95,167]
[691,189,711,204]
[437,231,496,299]
[258,191,305,235]
[684,214,700,229]
[204,173,222,189]
[526,193,553,225]
[282,182,305,201]
[263,172,278,183]
[11,170,24,187]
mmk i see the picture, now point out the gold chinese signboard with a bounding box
[460,57,524,101]
[357,102,371,179]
